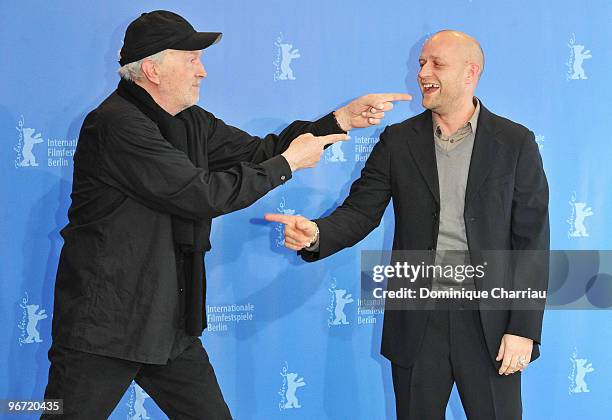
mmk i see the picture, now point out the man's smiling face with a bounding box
[417,32,476,116]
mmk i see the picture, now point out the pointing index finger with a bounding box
[264,213,295,225]
[373,93,413,103]
[318,133,349,146]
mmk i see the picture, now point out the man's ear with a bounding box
[141,60,162,85]
[466,63,481,85]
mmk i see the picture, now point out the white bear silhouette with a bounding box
[20,127,44,167]
[278,43,300,80]
[573,358,594,393]
[284,372,306,409]
[328,142,347,162]
[130,384,151,420]
[570,45,592,80]
[571,202,593,237]
[23,304,47,343]
[331,289,354,325]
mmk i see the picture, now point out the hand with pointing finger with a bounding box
[281,132,348,172]
[264,213,318,251]
[333,93,413,131]
[280,93,412,172]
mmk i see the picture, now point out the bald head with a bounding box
[428,30,484,79]
[417,30,484,117]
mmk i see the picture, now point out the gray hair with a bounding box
[117,50,168,82]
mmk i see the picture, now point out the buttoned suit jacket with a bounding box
[301,103,549,369]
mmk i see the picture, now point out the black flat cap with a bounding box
[119,10,222,66]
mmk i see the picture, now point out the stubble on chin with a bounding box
[187,93,199,109]
[178,91,199,112]
[422,97,437,112]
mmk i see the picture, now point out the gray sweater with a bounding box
[433,99,481,290]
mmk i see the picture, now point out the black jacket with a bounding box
[52,91,341,363]
[301,104,550,369]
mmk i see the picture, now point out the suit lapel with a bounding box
[464,104,503,206]
[407,111,440,204]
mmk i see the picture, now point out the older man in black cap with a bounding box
[41,9,410,419]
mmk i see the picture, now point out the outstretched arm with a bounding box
[265,126,395,260]
[206,93,411,171]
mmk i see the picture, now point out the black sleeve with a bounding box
[300,126,393,262]
[506,130,550,344]
[100,114,292,220]
[206,111,344,171]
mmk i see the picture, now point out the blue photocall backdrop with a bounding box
[1,0,611,419]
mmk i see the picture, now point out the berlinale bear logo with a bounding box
[569,349,595,394]
[567,34,592,80]
[325,141,347,163]
[327,278,355,326]
[274,33,301,81]
[278,362,306,410]
[14,116,44,168]
[567,192,594,238]
[127,382,151,420]
[18,293,48,345]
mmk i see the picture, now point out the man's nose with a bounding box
[417,66,429,81]
[418,65,430,80]
[196,61,207,78]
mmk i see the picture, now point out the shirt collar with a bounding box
[434,97,481,139]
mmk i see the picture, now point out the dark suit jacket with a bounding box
[301,103,549,369]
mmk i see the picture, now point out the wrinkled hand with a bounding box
[264,213,317,251]
[496,334,533,375]
[281,133,348,172]
[334,93,412,131]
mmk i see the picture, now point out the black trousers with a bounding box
[41,339,232,419]
[392,304,522,420]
